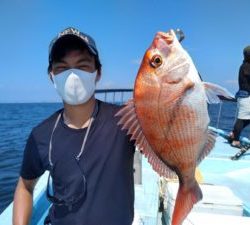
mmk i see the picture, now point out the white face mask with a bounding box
[52,69,96,105]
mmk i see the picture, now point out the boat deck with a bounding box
[199,134,250,215]
[161,131,250,225]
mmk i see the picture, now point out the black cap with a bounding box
[49,27,99,63]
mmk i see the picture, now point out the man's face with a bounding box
[51,49,97,76]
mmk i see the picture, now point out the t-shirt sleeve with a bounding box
[20,132,45,180]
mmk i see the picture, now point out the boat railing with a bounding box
[213,96,238,130]
[95,88,133,104]
[95,89,249,143]
[95,89,237,130]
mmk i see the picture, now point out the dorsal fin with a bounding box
[116,99,176,178]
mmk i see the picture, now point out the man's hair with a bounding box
[243,45,250,62]
[48,35,102,74]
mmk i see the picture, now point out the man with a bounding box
[229,45,250,148]
[13,27,135,225]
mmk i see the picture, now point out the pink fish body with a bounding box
[116,29,233,225]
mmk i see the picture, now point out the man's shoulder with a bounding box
[98,100,124,117]
[97,100,124,125]
[32,109,63,136]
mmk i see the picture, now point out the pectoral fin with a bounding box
[203,82,234,104]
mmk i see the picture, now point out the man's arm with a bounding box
[13,177,38,225]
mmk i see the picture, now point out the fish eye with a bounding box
[150,55,162,68]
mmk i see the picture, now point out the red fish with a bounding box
[116,30,233,225]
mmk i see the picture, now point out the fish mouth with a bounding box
[151,30,177,55]
[156,30,176,45]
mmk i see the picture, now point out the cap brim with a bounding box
[49,34,98,61]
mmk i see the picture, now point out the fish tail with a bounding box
[171,181,202,225]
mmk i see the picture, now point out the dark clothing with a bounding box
[232,61,250,141]
[238,62,250,92]
[20,100,135,225]
[233,119,250,141]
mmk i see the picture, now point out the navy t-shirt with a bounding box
[20,100,135,225]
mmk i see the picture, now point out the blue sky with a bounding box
[0,0,249,102]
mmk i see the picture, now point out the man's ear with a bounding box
[95,70,101,82]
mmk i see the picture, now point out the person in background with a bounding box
[229,45,250,148]
[12,27,135,225]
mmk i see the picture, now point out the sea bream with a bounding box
[116,29,233,225]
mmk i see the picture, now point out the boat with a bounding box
[0,89,250,225]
